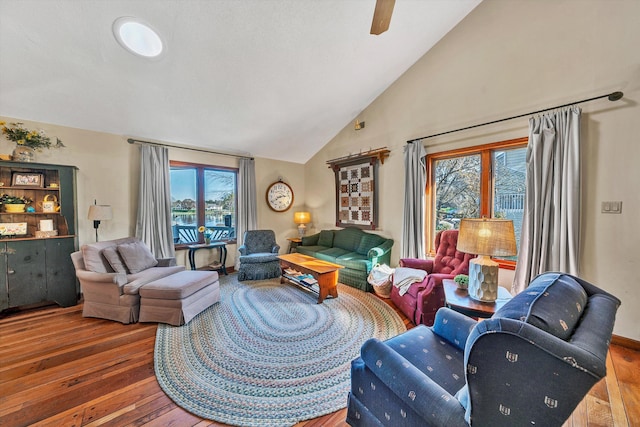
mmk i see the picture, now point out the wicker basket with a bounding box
[35,230,58,238]
[368,264,394,299]
[371,280,392,299]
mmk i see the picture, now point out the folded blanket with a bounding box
[393,267,427,296]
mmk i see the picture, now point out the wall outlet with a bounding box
[601,201,622,214]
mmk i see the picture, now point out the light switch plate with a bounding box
[601,201,622,214]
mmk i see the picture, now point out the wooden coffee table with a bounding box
[277,253,343,303]
[443,279,512,318]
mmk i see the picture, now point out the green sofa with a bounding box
[297,227,393,292]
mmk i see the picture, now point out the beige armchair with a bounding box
[71,237,184,324]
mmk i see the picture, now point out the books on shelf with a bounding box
[283,269,318,286]
[301,276,318,285]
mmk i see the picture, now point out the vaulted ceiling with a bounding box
[0,0,481,163]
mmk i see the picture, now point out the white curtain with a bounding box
[513,106,581,293]
[135,145,175,258]
[401,141,427,258]
[235,157,257,269]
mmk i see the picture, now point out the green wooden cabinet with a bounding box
[0,161,78,311]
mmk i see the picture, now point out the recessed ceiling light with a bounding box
[113,17,164,58]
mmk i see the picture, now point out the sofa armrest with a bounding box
[75,269,128,286]
[367,239,393,261]
[301,233,319,246]
[157,257,177,267]
[432,307,477,351]
[360,338,467,424]
[271,244,281,254]
[399,258,434,273]
[238,245,248,256]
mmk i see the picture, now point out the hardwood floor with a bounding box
[1,299,638,427]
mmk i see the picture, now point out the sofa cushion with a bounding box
[318,247,350,259]
[494,272,588,340]
[117,241,158,274]
[296,245,330,257]
[140,270,219,300]
[318,230,335,247]
[356,233,386,255]
[123,265,186,295]
[336,252,371,272]
[81,245,113,274]
[80,237,143,274]
[238,253,279,263]
[102,246,128,274]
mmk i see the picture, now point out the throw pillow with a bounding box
[102,246,129,274]
[117,241,158,274]
[81,244,112,273]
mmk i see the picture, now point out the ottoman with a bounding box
[139,270,220,326]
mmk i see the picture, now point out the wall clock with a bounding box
[266,180,294,212]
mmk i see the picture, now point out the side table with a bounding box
[442,279,512,318]
[187,242,228,275]
[287,237,302,253]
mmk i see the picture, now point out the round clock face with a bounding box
[266,181,294,212]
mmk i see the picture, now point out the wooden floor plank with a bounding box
[1,331,156,386]
[605,350,629,427]
[609,345,640,426]
[0,300,637,427]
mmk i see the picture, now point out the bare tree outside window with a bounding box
[434,154,481,231]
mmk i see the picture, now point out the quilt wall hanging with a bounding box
[327,148,390,230]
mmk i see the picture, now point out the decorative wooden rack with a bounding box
[326,147,390,170]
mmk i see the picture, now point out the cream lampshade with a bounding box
[88,203,113,242]
[456,218,517,302]
[294,211,311,238]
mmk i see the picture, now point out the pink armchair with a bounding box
[390,229,475,326]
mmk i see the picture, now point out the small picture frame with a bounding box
[11,173,44,188]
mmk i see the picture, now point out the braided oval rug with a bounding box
[154,274,405,427]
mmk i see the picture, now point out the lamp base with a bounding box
[467,255,499,302]
[297,224,307,239]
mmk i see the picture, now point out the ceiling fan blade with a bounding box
[370,0,396,35]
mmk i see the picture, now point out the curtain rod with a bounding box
[127,138,254,160]
[407,91,624,143]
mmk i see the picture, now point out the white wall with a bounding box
[305,0,640,341]
[0,117,305,271]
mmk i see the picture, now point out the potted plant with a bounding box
[0,194,32,213]
[0,121,64,162]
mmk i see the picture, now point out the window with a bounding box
[170,161,237,246]
[426,137,527,266]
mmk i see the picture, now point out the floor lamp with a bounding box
[87,202,113,242]
[456,218,517,302]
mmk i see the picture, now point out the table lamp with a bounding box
[294,211,311,238]
[88,202,113,242]
[456,218,517,302]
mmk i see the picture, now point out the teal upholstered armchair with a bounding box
[347,272,621,426]
[237,230,281,281]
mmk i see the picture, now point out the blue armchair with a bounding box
[347,272,621,426]
[237,230,281,281]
